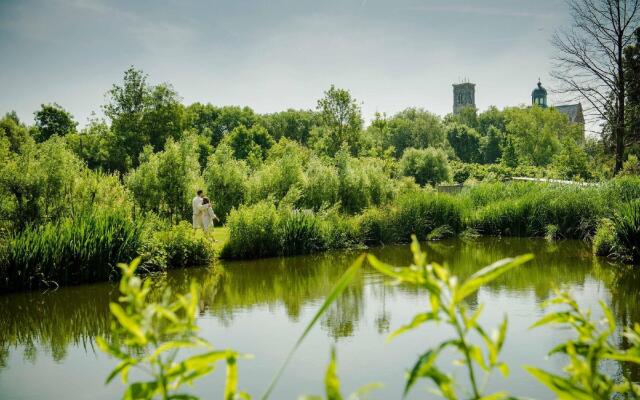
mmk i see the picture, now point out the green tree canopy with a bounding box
[34,103,77,142]
[314,85,363,155]
[446,123,482,163]
[374,108,447,157]
[399,147,451,186]
[220,124,275,165]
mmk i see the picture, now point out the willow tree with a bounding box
[552,0,639,173]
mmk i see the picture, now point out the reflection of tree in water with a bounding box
[374,283,390,335]
[0,282,116,367]
[593,258,640,381]
[320,276,365,340]
[1,237,637,377]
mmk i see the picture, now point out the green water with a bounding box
[1,238,639,399]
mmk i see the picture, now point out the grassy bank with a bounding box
[2,178,638,293]
[220,178,640,262]
[0,211,219,293]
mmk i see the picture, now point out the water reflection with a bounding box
[1,237,639,397]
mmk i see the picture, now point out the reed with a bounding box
[0,209,142,292]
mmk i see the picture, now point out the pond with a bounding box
[1,237,639,399]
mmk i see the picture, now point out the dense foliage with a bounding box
[1,67,639,292]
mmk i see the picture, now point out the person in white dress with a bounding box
[192,190,204,230]
[201,197,219,235]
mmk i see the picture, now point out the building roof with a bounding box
[531,81,547,97]
[554,103,583,123]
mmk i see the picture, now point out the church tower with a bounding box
[531,79,548,107]
[453,82,476,114]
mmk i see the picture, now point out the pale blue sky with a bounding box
[0,0,571,126]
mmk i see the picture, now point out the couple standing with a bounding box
[192,190,219,233]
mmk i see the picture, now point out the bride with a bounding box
[200,197,219,235]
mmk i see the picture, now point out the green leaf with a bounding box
[387,312,438,343]
[529,312,573,329]
[455,254,533,302]
[497,362,509,377]
[366,254,427,286]
[123,381,159,400]
[325,347,343,400]
[224,354,238,400]
[105,361,132,384]
[478,392,509,400]
[109,303,147,345]
[181,350,230,371]
[349,383,383,400]
[150,341,200,361]
[524,366,592,400]
[261,254,365,400]
[469,345,488,371]
[600,300,616,334]
[404,350,439,397]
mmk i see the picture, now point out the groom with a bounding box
[192,189,204,230]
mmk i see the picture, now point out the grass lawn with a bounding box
[210,226,229,256]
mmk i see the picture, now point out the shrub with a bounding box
[150,222,214,269]
[300,157,340,210]
[357,207,394,245]
[0,209,142,293]
[319,208,363,250]
[246,152,305,205]
[221,201,280,258]
[399,147,451,186]
[612,200,640,263]
[602,175,640,205]
[126,136,203,222]
[203,144,249,222]
[278,210,325,255]
[391,191,464,241]
[593,218,616,257]
[336,151,395,213]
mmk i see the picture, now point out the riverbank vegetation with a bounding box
[2,64,640,292]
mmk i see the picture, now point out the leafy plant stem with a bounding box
[451,310,480,399]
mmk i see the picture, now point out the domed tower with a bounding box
[532,79,547,107]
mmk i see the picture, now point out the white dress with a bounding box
[202,206,218,232]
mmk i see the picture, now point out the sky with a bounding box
[0,0,573,126]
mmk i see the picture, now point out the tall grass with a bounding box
[0,209,142,292]
[613,199,640,263]
[390,191,465,241]
[471,184,604,239]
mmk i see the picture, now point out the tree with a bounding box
[551,138,592,180]
[503,106,582,166]
[315,85,363,155]
[142,83,185,152]
[34,103,77,142]
[477,106,506,136]
[624,27,640,146]
[446,123,482,163]
[102,67,185,170]
[552,0,640,173]
[0,112,34,152]
[376,108,447,157]
[220,124,275,164]
[481,126,503,164]
[399,147,451,186]
[210,106,257,147]
[260,109,319,144]
[500,136,519,168]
